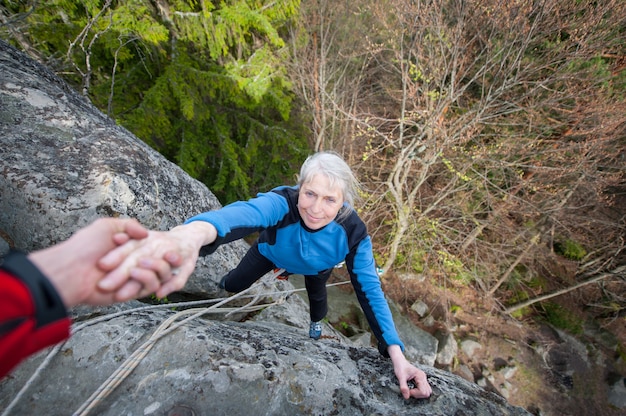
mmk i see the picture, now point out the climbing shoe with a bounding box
[309,321,322,340]
[274,268,290,280]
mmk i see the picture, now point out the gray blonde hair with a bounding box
[297,151,361,212]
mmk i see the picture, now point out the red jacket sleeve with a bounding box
[0,250,70,378]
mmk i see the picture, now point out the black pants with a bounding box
[220,243,332,322]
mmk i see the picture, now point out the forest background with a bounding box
[1,0,625,405]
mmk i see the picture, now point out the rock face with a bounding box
[0,40,531,415]
[0,299,530,416]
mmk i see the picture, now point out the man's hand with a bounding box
[28,218,178,306]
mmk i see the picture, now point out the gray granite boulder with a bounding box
[0,304,530,416]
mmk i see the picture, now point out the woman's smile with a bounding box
[298,174,344,230]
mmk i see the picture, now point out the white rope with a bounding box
[74,268,321,415]
[2,272,351,416]
[0,342,66,416]
[73,269,286,416]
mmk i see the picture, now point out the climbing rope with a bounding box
[74,267,291,416]
[2,270,351,416]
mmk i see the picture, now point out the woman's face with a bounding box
[298,174,344,230]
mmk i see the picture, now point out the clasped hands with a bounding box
[28,218,212,308]
[97,220,218,304]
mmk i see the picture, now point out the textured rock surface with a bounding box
[0,305,530,416]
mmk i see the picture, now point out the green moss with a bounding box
[541,302,583,335]
[554,239,587,261]
[450,304,462,315]
[527,275,547,290]
[507,290,532,319]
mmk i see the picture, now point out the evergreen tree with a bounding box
[0,0,307,203]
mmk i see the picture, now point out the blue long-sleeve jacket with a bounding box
[185,185,404,355]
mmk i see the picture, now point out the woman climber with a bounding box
[99,151,432,400]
